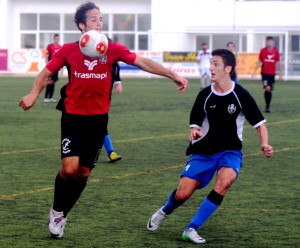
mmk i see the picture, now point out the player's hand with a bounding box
[190,127,202,141]
[261,144,273,158]
[173,75,188,93]
[278,75,283,81]
[19,93,39,111]
[114,83,123,94]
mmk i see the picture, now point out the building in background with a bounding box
[0,0,300,77]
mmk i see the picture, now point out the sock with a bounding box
[53,173,68,213]
[52,173,87,217]
[162,190,186,215]
[186,190,223,230]
[63,177,87,217]
[264,91,272,109]
[45,84,50,98]
[48,84,55,98]
[103,134,114,155]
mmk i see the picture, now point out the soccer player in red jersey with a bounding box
[252,36,283,113]
[19,1,187,239]
[44,34,62,103]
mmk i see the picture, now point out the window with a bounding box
[212,34,240,50]
[196,36,209,50]
[112,34,135,50]
[20,13,151,50]
[21,33,36,48]
[113,14,135,31]
[40,14,60,30]
[137,14,151,31]
[291,35,300,52]
[20,14,37,30]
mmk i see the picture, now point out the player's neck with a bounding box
[213,79,233,93]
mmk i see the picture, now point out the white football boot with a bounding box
[48,207,67,238]
[147,208,168,231]
[182,228,206,244]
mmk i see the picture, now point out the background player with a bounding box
[252,36,283,113]
[197,42,212,90]
[147,49,273,244]
[43,34,62,103]
[226,41,238,83]
[19,1,187,239]
[105,61,122,163]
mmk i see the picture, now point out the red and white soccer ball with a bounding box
[79,30,108,57]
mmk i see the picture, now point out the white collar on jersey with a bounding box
[211,81,235,96]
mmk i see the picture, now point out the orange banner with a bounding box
[237,53,260,75]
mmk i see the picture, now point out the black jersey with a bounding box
[187,82,265,155]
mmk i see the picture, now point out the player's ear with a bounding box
[79,23,86,32]
[225,66,232,74]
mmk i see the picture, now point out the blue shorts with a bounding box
[181,150,243,189]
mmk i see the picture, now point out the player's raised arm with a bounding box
[19,67,52,110]
[133,55,188,93]
[256,123,273,158]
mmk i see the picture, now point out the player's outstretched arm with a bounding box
[133,55,188,93]
[252,60,262,78]
[256,124,273,158]
[19,67,52,111]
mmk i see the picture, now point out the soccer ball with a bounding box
[79,30,108,57]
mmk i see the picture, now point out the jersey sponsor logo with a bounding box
[228,104,236,114]
[74,71,108,79]
[99,54,107,64]
[264,54,275,62]
[62,138,71,154]
[84,59,98,70]
[210,105,216,109]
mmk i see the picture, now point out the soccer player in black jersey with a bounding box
[147,49,273,244]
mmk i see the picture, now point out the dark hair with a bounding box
[202,42,208,46]
[74,1,100,31]
[266,36,274,41]
[226,41,235,47]
[54,34,59,38]
[212,49,236,76]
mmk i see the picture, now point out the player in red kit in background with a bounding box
[19,1,187,239]
[252,36,283,113]
[44,34,62,103]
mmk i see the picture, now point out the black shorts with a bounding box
[61,112,108,168]
[261,73,275,90]
[48,72,59,82]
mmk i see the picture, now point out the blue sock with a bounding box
[186,197,219,230]
[103,134,114,155]
[162,190,186,215]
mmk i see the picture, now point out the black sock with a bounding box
[53,173,68,213]
[207,190,224,206]
[48,84,55,98]
[63,178,87,217]
[264,91,272,109]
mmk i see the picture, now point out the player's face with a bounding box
[210,56,231,83]
[266,39,274,48]
[53,36,60,44]
[81,8,103,33]
[227,44,235,52]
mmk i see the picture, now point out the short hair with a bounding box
[212,49,236,76]
[74,1,100,31]
[53,34,59,38]
[226,41,235,47]
[266,36,274,41]
[201,42,208,46]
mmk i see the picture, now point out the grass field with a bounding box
[0,76,299,248]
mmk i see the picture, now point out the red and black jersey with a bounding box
[46,41,136,115]
[46,43,62,61]
[259,47,280,75]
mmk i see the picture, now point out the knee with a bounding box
[214,179,232,195]
[175,190,192,201]
[60,167,77,180]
